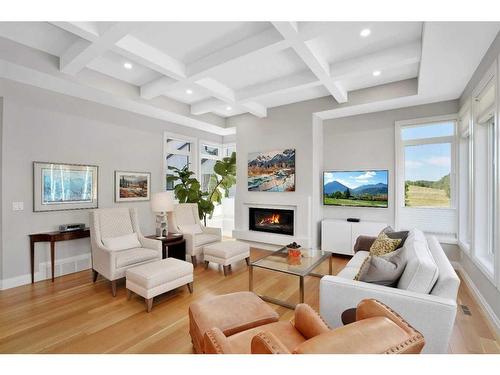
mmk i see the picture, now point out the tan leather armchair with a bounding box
[203,299,425,354]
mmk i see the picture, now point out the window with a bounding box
[200,142,222,192]
[402,122,455,208]
[471,76,496,274]
[164,133,195,191]
[396,116,457,238]
[223,143,236,198]
[458,105,472,250]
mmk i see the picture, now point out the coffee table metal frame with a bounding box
[249,247,333,309]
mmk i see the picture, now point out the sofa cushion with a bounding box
[369,232,402,256]
[356,248,407,287]
[397,229,439,293]
[102,232,141,251]
[337,251,370,280]
[194,233,220,247]
[115,248,158,268]
[427,236,460,300]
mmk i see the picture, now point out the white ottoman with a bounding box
[126,258,193,312]
[203,241,250,276]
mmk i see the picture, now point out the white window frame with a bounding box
[199,140,222,192]
[163,131,198,191]
[465,61,498,283]
[223,142,236,158]
[395,114,458,240]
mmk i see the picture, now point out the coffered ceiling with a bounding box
[0,21,498,135]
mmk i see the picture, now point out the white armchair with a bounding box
[168,203,222,267]
[90,207,161,296]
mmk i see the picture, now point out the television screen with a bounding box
[323,170,388,208]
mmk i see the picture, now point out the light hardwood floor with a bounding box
[0,248,498,354]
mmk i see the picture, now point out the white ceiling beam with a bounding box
[191,98,226,115]
[330,41,422,81]
[114,35,186,81]
[272,21,348,104]
[50,22,100,42]
[237,70,320,101]
[187,28,290,78]
[60,22,137,75]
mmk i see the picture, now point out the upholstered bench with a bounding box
[189,291,279,353]
[203,240,250,276]
[126,258,193,312]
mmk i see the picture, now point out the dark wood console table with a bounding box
[146,233,186,261]
[29,228,90,283]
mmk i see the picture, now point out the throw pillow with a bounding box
[178,224,203,235]
[102,232,141,251]
[380,226,410,249]
[369,232,402,256]
[356,248,407,287]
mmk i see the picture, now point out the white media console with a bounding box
[321,219,387,256]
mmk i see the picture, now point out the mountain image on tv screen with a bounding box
[323,170,388,208]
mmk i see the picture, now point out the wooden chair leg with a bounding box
[127,289,132,300]
[245,257,250,266]
[111,280,117,297]
[187,282,193,294]
[223,265,229,276]
[92,269,98,282]
[146,298,153,313]
[204,260,209,269]
[191,256,197,268]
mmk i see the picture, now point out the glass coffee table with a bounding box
[249,247,333,309]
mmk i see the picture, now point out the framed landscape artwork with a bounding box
[33,162,98,212]
[248,149,295,192]
[115,171,151,202]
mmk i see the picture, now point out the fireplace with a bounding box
[249,207,294,236]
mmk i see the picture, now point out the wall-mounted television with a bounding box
[323,170,388,208]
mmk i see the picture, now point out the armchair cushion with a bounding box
[194,233,220,247]
[293,303,330,339]
[179,223,203,235]
[115,248,159,268]
[102,232,141,251]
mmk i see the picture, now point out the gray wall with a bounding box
[0,97,3,284]
[323,100,459,225]
[0,79,222,286]
[458,31,500,328]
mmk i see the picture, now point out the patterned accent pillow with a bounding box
[369,232,402,256]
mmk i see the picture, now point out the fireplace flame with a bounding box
[259,213,280,225]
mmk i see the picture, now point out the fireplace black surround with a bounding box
[249,207,294,236]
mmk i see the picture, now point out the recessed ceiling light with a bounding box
[373,70,381,77]
[186,89,193,95]
[360,28,371,37]
[123,62,133,70]
[226,106,232,111]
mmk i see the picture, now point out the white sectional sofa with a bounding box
[320,229,460,354]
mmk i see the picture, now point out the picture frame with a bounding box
[114,171,151,202]
[33,161,99,212]
[247,148,295,192]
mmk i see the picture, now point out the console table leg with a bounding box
[30,239,35,283]
[50,241,55,282]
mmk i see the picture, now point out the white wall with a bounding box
[0,79,222,288]
[0,97,3,286]
[322,100,459,226]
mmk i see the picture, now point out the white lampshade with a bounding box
[151,192,174,213]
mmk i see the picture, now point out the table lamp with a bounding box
[151,192,174,239]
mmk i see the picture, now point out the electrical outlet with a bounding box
[12,201,24,211]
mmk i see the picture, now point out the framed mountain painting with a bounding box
[247,149,295,192]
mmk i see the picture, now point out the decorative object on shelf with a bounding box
[151,192,174,238]
[248,149,295,192]
[58,223,86,232]
[286,242,302,257]
[33,161,98,212]
[115,171,151,202]
[167,152,236,225]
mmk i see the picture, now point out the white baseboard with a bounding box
[1,253,91,290]
[452,261,500,337]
